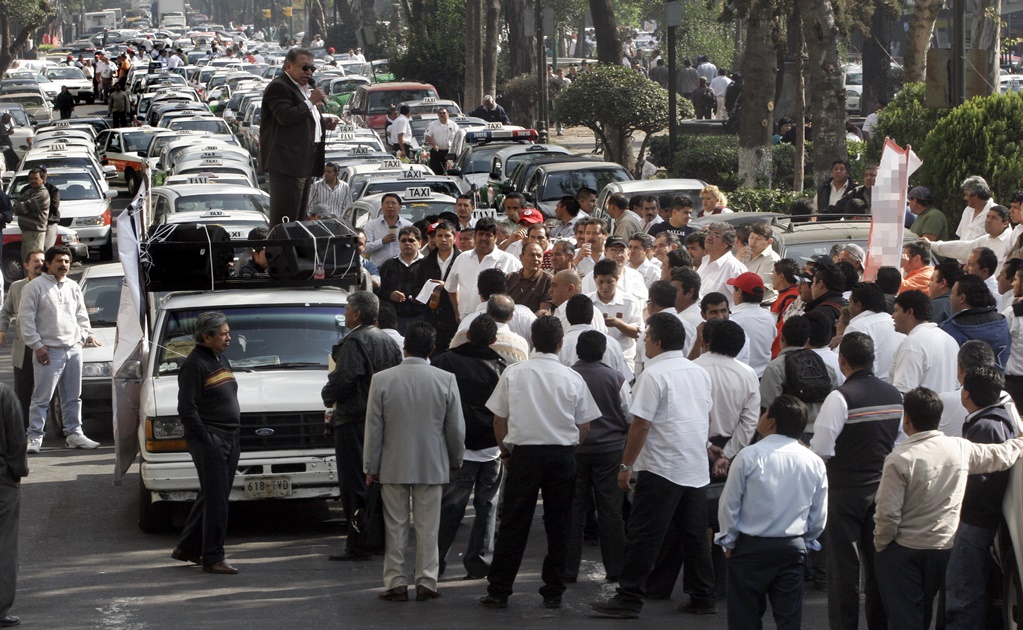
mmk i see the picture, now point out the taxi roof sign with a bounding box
[381,159,402,170]
[336,132,356,140]
[405,187,433,200]
[401,169,425,180]
[348,146,370,155]
[485,122,503,129]
[464,129,538,145]
[421,96,437,103]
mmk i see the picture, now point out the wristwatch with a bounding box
[619,464,633,472]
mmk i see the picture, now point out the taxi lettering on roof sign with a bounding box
[485,122,503,129]
[201,159,223,165]
[201,210,226,217]
[349,146,370,155]
[422,97,437,104]
[50,144,67,151]
[55,121,70,127]
[381,159,402,169]
[473,208,497,220]
[200,152,218,158]
[405,187,433,200]
[401,169,425,180]
[336,132,355,140]
[186,175,210,184]
[337,125,355,134]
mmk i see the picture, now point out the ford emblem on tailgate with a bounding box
[255,428,275,436]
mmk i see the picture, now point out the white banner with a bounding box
[865,138,922,282]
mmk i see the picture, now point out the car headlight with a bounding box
[83,361,113,377]
[151,417,185,439]
[58,232,80,245]
[75,216,106,227]
[847,89,860,98]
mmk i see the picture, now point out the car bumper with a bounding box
[69,243,89,261]
[81,377,112,419]
[141,455,340,501]
[72,225,111,247]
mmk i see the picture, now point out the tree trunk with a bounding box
[794,10,806,193]
[464,0,483,109]
[737,0,779,189]
[860,0,893,114]
[970,0,1001,94]
[588,0,620,65]
[506,0,535,78]
[603,124,635,171]
[410,0,428,41]
[904,0,941,83]
[799,0,846,188]
[483,0,500,95]
[308,0,327,48]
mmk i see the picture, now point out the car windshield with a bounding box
[504,152,561,177]
[81,275,123,327]
[331,80,366,94]
[367,88,437,114]
[0,95,44,107]
[845,70,862,86]
[11,172,101,199]
[781,241,867,262]
[154,305,346,374]
[47,67,87,80]
[540,170,629,201]
[122,131,156,152]
[407,103,462,115]
[173,193,268,214]
[0,107,29,126]
[24,156,95,171]
[464,145,506,173]
[170,119,230,133]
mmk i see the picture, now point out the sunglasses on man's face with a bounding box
[301,64,315,72]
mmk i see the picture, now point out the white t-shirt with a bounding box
[387,114,412,146]
[444,248,522,319]
[424,119,459,151]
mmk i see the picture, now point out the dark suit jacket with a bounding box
[259,73,326,177]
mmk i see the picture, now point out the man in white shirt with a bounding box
[452,269,536,347]
[931,205,1012,274]
[698,222,747,307]
[424,108,458,175]
[726,272,776,378]
[480,316,599,609]
[709,68,732,120]
[549,269,608,334]
[671,267,705,330]
[695,319,760,478]
[589,313,717,619]
[844,283,905,383]
[572,217,606,277]
[364,193,413,267]
[558,294,632,380]
[743,222,780,301]
[307,161,352,218]
[957,175,997,241]
[581,236,649,303]
[588,259,642,368]
[627,233,661,287]
[386,105,413,159]
[445,217,521,321]
[890,289,961,394]
[634,281,696,377]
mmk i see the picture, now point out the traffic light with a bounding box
[263,9,271,17]
[283,6,292,17]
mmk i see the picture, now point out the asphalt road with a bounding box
[7,103,838,629]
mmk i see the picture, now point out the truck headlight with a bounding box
[151,417,185,439]
[75,216,105,227]
[82,361,112,377]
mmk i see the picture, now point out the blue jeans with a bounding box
[945,522,998,629]
[437,458,502,578]
[28,345,83,439]
[876,541,950,629]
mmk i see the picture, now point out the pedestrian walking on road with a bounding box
[107,83,130,128]
[53,87,74,120]
[171,311,241,574]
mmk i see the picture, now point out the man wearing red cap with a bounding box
[502,202,545,259]
[727,272,776,378]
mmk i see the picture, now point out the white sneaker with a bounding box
[26,437,42,454]
[65,433,100,449]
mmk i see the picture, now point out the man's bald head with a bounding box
[486,294,516,323]
[551,269,582,307]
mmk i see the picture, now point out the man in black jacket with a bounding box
[815,160,860,220]
[377,226,424,334]
[37,167,60,250]
[321,291,402,560]
[0,381,27,627]
[417,221,460,353]
[432,315,506,579]
[172,311,242,575]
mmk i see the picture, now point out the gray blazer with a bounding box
[0,278,30,366]
[364,357,465,485]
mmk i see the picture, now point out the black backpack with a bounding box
[781,348,833,404]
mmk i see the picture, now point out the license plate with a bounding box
[243,476,292,498]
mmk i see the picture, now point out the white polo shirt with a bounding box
[699,252,747,307]
[588,290,643,366]
[729,302,776,378]
[486,353,601,446]
[559,323,633,381]
[456,301,537,348]
[581,265,649,303]
[889,322,960,394]
[630,350,713,488]
[844,310,905,384]
[694,351,760,460]
[424,119,459,150]
[445,248,522,319]
[387,114,412,146]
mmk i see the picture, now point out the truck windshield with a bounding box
[154,305,347,374]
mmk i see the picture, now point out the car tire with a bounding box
[126,169,140,195]
[138,475,172,534]
[47,391,63,439]
[1,251,25,288]
[86,96,95,105]
[1006,549,1023,629]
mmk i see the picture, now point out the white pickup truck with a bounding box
[122,287,346,532]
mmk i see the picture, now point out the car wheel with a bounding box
[1006,550,1023,629]
[2,252,25,287]
[47,391,63,439]
[138,475,173,534]
[126,169,139,195]
[86,96,95,105]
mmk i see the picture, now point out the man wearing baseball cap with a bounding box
[502,205,544,259]
[908,186,949,241]
[726,272,775,377]
[581,236,649,304]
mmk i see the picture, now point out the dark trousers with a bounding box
[827,484,887,630]
[59,109,73,119]
[1005,374,1023,415]
[13,352,33,429]
[0,483,20,618]
[437,458,503,578]
[268,171,312,227]
[726,535,807,630]
[177,431,240,565]
[428,149,448,175]
[111,111,127,128]
[486,445,575,600]
[876,542,950,629]
[617,471,715,609]
[565,450,626,579]
[333,421,370,555]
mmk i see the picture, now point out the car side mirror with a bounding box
[446,168,462,177]
[105,190,118,199]
[490,168,500,180]
[349,107,363,115]
[115,359,142,380]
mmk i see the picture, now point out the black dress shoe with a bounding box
[328,551,372,561]
[0,615,21,627]
[378,587,409,601]
[478,594,508,609]
[416,585,441,601]
[543,596,562,609]
[203,561,239,574]
[171,548,202,564]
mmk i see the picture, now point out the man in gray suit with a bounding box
[0,250,45,425]
[364,322,465,602]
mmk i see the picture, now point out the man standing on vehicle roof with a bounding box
[387,105,413,161]
[36,167,60,251]
[12,169,49,262]
[424,108,458,175]
[260,47,338,226]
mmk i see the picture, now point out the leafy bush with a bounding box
[869,83,947,161]
[387,1,465,100]
[921,91,1023,226]
[727,187,801,214]
[669,135,807,191]
[498,73,538,130]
